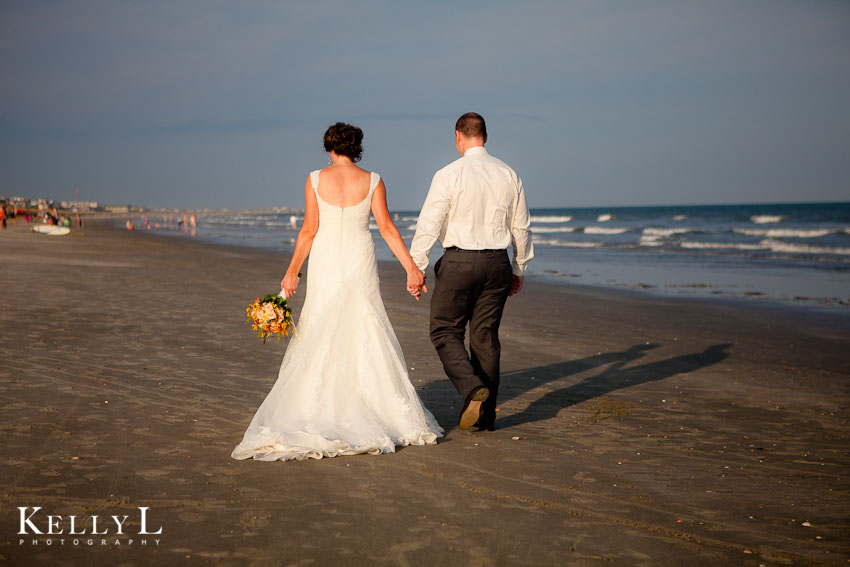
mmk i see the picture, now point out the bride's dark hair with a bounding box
[323,122,363,162]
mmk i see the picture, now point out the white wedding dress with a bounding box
[232,170,443,461]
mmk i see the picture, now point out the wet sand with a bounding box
[1,221,848,566]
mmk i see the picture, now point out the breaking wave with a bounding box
[530,215,573,223]
[531,226,579,233]
[750,215,786,224]
[733,228,839,238]
[532,238,603,248]
[680,239,850,255]
[584,227,630,235]
[643,227,698,236]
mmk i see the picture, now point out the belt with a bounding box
[444,246,505,253]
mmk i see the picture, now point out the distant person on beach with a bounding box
[0,206,6,229]
[232,122,442,462]
[410,112,534,431]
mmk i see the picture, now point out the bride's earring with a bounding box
[328,155,333,165]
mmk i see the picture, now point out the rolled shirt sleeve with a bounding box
[509,178,534,276]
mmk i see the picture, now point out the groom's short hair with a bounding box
[455,112,487,139]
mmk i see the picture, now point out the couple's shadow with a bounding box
[421,343,731,432]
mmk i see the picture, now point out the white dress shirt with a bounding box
[410,146,534,276]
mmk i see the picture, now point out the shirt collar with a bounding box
[463,146,489,157]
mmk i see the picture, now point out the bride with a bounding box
[232,122,444,462]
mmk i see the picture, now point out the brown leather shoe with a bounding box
[459,387,489,430]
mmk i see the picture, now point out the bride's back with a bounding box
[316,165,372,208]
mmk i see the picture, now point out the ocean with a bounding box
[138,202,850,311]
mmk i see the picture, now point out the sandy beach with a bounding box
[1,220,848,566]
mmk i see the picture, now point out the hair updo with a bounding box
[323,122,363,162]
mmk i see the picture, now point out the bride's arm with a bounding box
[371,179,427,299]
[281,177,319,298]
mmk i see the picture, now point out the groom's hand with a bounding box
[508,275,523,297]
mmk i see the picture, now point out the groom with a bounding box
[410,112,534,431]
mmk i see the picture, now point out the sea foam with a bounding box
[679,239,850,255]
[584,227,630,235]
[680,241,766,251]
[733,228,836,238]
[643,227,697,236]
[532,237,603,248]
[761,239,850,256]
[750,215,786,224]
[639,235,665,247]
[531,215,573,223]
[531,226,579,233]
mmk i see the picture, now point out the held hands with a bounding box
[406,267,428,301]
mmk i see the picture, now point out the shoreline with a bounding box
[119,201,850,312]
[105,216,850,327]
[1,220,848,566]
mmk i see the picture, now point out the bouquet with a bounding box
[246,291,295,343]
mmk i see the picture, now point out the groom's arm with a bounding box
[410,172,450,272]
[509,177,534,277]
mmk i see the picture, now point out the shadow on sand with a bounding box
[497,343,732,429]
[421,343,731,433]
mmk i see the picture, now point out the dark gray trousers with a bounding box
[429,249,513,425]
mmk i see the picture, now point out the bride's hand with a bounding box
[281,273,299,299]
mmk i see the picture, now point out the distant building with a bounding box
[60,201,99,211]
[104,205,131,213]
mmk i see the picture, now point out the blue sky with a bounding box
[1,1,848,210]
